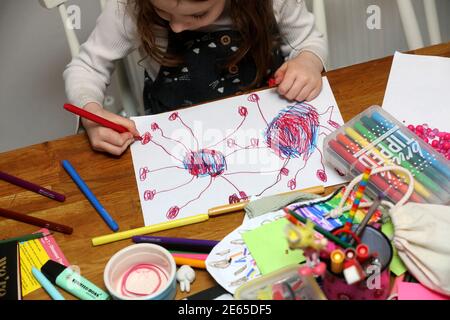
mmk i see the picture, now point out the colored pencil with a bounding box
[64,104,142,141]
[0,208,73,235]
[0,232,47,245]
[92,214,209,246]
[132,236,218,253]
[208,185,325,217]
[0,171,65,202]
[62,160,119,232]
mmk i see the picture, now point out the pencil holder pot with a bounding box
[104,244,177,300]
[322,226,393,300]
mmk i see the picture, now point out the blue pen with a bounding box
[32,267,65,300]
[62,160,119,232]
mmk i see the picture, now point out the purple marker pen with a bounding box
[0,171,65,202]
[132,236,219,253]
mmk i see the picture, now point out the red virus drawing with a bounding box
[139,93,339,220]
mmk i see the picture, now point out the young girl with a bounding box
[64,0,327,155]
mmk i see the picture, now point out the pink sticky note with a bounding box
[398,282,450,300]
[36,228,70,266]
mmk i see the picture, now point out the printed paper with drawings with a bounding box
[205,210,286,294]
[383,52,450,133]
[131,77,346,226]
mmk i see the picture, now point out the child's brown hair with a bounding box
[132,0,280,88]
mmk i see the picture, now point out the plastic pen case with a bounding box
[324,106,450,205]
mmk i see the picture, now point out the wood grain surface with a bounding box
[1,43,448,300]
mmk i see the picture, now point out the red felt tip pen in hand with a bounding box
[64,104,142,141]
[268,77,278,88]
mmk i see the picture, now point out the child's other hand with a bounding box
[274,51,324,102]
[81,102,140,156]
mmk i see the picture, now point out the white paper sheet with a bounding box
[131,77,345,226]
[383,52,450,132]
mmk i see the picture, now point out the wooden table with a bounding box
[1,43,449,300]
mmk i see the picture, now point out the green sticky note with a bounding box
[382,221,407,276]
[381,221,394,238]
[390,250,407,276]
[242,218,305,275]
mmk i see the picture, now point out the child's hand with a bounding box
[274,51,324,102]
[81,102,140,156]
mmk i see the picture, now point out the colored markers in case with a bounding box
[324,106,450,205]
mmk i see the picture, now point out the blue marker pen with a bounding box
[62,160,119,232]
[32,266,65,300]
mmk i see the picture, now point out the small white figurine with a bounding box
[176,265,196,293]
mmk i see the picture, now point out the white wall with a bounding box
[1,0,449,152]
[305,0,450,69]
[0,0,122,152]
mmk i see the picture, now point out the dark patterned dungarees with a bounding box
[143,29,284,115]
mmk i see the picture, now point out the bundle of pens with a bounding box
[284,166,394,300]
[323,105,450,206]
[132,236,219,269]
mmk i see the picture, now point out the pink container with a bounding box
[322,226,393,300]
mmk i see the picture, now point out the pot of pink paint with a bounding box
[104,244,177,300]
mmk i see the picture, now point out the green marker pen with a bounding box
[41,260,110,300]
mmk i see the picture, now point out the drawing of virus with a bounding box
[249,93,340,192]
[139,93,340,220]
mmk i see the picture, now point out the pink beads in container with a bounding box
[407,124,450,160]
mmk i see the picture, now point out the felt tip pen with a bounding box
[0,170,65,202]
[62,160,119,232]
[361,116,449,191]
[32,267,65,300]
[0,207,73,235]
[371,111,450,180]
[41,260,110,300]
[336,133,425,204]
[330,249,345,274]
[351,122,443,200]
[328,139,405,203]
[132,236,219,253]
[361,115,450,200]
[173,257,206,269]
[92,214,209,246]
[356,244,370,263]
[64,104,142,141]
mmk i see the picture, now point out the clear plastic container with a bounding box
[323,105,450,205]
[234,265,326,300]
